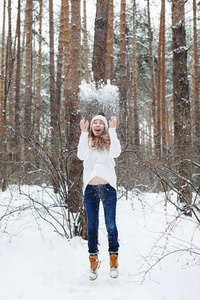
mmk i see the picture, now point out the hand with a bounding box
[80,118,89,132]
[109,116,117,128]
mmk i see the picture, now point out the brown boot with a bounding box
[89,255,100,280]
[109,253,119,278]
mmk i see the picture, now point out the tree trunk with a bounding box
[34,0,43,169]
[0,0,7,191]
[7,0,15,130]
[68,0,82,213]
[172,0,192,215]
[52,0,65,167]
[7,23,17,174]
[24,0,33,170]
[2,0,13,190]
[193,0,200,149]
[36,0,42,142]
[148,93,152,156]
[161,0,166,154]
[56,0,65,123]
[92,0,109,85]
[8,36,16,129]
[119,0,127,147]
[70,0,81,143]
[83,0,89,83]
[105,0,114,83]
[0,0,6,106]
[63,0,71,147]
[132,0,140,149]
[155,1,163,158]
[15,0,21,164]
[169,99,173,147]
[127,59,134,149]
[49,0,58,192]
[49,0,56,139]
[147,0,156,154]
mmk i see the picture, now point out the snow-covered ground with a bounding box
[0,185,200,300]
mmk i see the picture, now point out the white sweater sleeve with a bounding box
[109,128,121,158]
[77,131,89,161]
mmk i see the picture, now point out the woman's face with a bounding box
[91,119,105,136]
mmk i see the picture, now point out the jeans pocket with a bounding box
[106,184,116,193]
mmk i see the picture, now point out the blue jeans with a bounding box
[84,184,119,255]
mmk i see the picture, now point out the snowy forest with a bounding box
[0,0,200,298]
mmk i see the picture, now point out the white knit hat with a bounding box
[90,115,108,130]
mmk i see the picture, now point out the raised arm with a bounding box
[109,117,121,158]
[77,119,89,160]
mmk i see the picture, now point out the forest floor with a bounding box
[0,185,200,300]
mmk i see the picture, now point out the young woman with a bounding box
[77,113,121,280]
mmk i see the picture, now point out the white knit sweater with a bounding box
[77,128,121,192]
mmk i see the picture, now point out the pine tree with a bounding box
[147,0,156,154]
[36,0,43,144]
[132,0,139,149]
[172,0,192,215]
[193,0,200,149]
[62,0,71,147]
[119,0,127,147]
[15,0,21,163]
[0,0,7,190]
[24,0,33,169]
[68,0,82,212]
[105,0,114,82]
[49,0,58,192]
[92,0,109,85]
[161,0,166,154]
[83,0,89,83]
